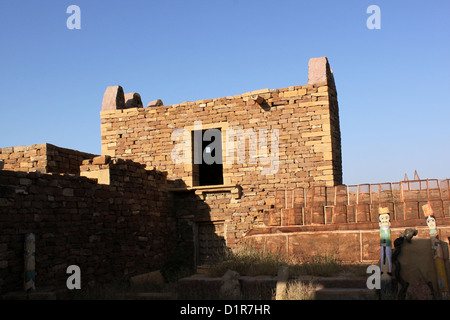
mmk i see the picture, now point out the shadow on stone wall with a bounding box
[392,235,450,300]
[163,179,226,281]
[0,165,176,294]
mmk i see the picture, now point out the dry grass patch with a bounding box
[275,280,316,300]
[205,245,362,278]
[205,246,291,277]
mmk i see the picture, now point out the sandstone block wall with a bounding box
[0,157,175,294]
[264,179,450,227]
[0,143,97,174]
[99,57,343,250]
[245,221,450,264]
[245,178,450,263]
[101,60,342,188]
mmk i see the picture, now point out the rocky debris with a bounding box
[220,270,241,299]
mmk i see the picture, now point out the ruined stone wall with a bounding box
[99,57,343,250]
[245,179,450,263]
[265,179,450,226]
[245,220,450,264]
[0,156,176,294]
[0,143,97,174]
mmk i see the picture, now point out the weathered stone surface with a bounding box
[146,99,163,107]
[129,270,165,287]
[395,238,450,298]
[100,57,343,252]
[307,56,333,85]
[0,143,96,174]
[275,266,289,300]
[80,168,110,185]
[0,158,175,294]
[102,85,125,111]
[124,93,143,109]
[62,188,74,197]
[92,155,111,165]
[4,56,450,300]
[220,270,241,299]
[406,281,434,300]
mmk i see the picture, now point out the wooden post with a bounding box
[423,203,449,298]
[275,266,290,300]
[24,233,36,292]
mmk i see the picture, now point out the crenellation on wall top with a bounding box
[307,56,336,89]
[101,85,125,111]
[100,85,331,119]
[124,92,143,109]
[100,57,335,114]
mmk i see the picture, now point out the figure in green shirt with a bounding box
[379,207,392,275]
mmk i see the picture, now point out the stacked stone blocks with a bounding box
[99,57,343,249]
[0,155,176,294]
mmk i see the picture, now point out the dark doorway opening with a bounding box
[192,128,224,186]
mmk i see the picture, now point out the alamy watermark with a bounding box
[66,5,81,30]
[366,265,381,289]
[66,265,81,289]
[171,121,279,175]
[65,264,382,290]
[366,5,381,30]
[65,5,381,31]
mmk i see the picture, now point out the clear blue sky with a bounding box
[1,0,449,185]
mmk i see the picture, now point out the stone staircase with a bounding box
[1,273,378,300]
[303,276,378,300]
[177,273,379,300]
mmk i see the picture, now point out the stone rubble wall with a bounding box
[0,156,176,294]
[0,143,97,174]
[264,179,450,226]
[245,179,450,263]
[99,57,343,248]
[100,83,342,188]
[3,55,448,294]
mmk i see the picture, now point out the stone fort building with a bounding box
[1,57,449,294]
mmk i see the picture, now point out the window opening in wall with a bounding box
[192,128,224,186]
